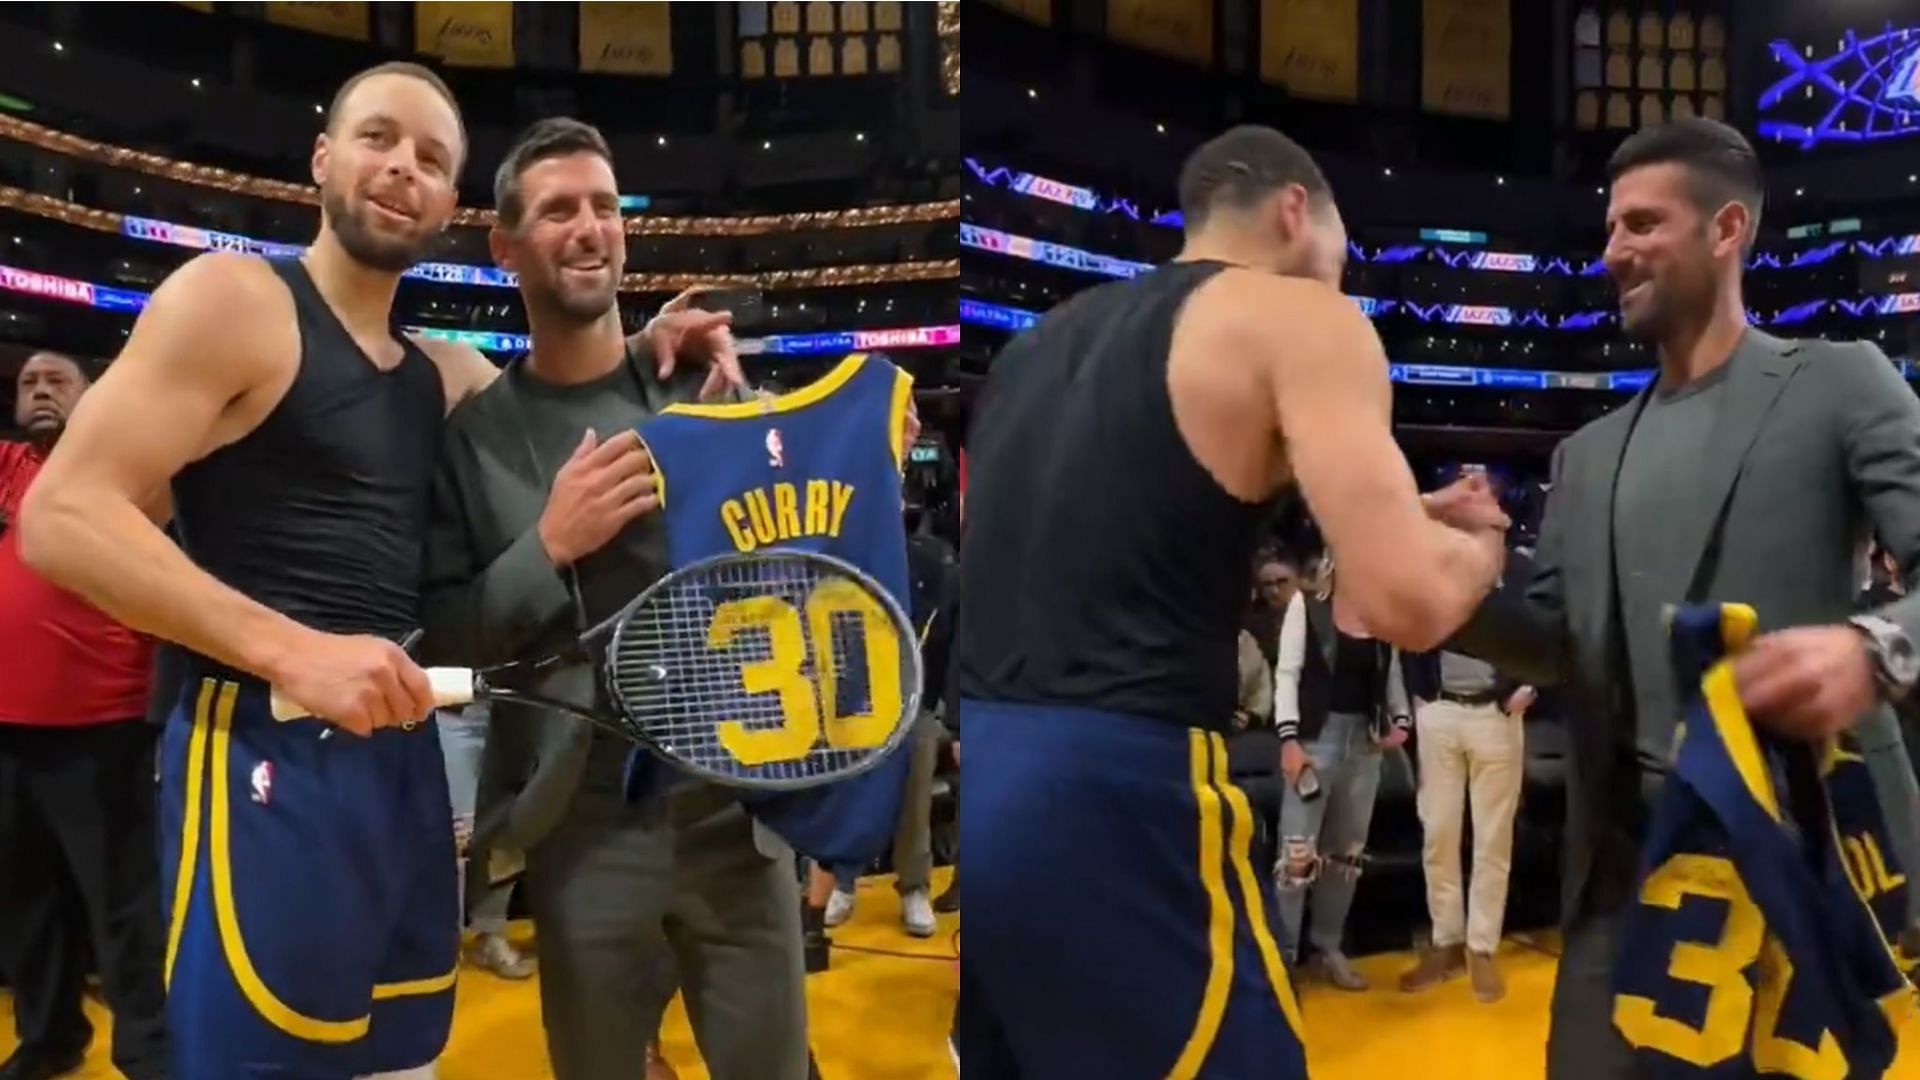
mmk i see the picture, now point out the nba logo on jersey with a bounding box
[633,352,917,864]
[250,760,273,805]
[1611,604,1917,1079]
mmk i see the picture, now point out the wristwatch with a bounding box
[1848,614,1920,702]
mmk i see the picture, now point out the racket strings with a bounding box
[607,552,917,785]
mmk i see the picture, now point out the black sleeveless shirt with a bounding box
[171,259,444,640]
[956,260,1273,729]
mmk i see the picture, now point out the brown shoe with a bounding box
[1398,943,1466,993]
[1468,950,1505,1003]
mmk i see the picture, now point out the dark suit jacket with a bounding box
[1450,330,1920,924]
[419,353,741,855]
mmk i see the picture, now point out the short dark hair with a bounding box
[1607,117,1764,242]
[21,349,93,382]
[326,61,466,164]
[1177,125,1331,233]
[493,118,616,228]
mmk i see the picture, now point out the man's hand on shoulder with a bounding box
[634,285,748,402]
[408,336,501,413]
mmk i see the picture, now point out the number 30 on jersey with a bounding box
[1613,853,1847,1080]
[706,581,904,767]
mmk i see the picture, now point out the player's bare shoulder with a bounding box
[1160,268,1295,500]
[150,253,298,350]
[406,334,502,416]
[127,253,303,451]
[1167,269,1386,499]
[1184,270,1379,377]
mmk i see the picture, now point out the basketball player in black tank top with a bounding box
[953,127,1510,1078]
[19,63,496,1080]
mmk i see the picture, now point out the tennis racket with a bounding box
[271,549,923,790]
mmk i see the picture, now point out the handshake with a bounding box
[1421,471,1511,536]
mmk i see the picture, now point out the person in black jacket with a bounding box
[1272,555,1415,990]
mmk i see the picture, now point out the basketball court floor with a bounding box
[9,867,1920,1078]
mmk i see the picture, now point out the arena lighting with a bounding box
[1420,228,1488,245]
[1839,293,1920,317]
[960,297,1040,332]
[966,298,1664,391]
[964,158,1156,222]
[964,297,1854,355]
[1435,249,1535,272]
[1759,27,1920,148]
[968,290,1824,332]
[125,214,513,289]
[960,223,1154,279]
[0,263,959,357]
[1857,234,1920,257]
[968,156,1876,270]
[410,327,962,356]
[121,213,957,292]
[967,216,1813,284]
[1404,302,1516,327]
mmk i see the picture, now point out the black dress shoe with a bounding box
[932,882,959,913]
[0,1044,88,1080]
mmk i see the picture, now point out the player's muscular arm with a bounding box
[18,254,315,679]
[1249,278,1504,652]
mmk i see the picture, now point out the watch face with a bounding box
[1875,623,1920,687]
[1892,641,1920,686]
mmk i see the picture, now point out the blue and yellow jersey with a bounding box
[633,351,916,864]
[1826,736,1914,975]
[1611,604,1916,1079]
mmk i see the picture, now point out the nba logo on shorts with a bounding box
[766,428,785,469]
[250,761,273,805]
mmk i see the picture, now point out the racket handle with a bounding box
[267,667,479,722]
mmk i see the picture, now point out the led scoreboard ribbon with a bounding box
[0,264,146,312]
[959,299,1919,389]
[965,158,1878,272]
[123,215,519,288]
[960,224,1154,279]
[0,262,958,357]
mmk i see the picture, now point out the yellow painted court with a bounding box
[11,869,1920,1078]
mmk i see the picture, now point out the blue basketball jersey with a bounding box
[631,351,916,865]
[1611,604,1917,1079]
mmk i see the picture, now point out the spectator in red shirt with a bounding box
[0,350,165,1080]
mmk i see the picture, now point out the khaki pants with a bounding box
[1415,699,1524,954]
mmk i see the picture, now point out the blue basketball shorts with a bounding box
[159,673,459,1079]
[956,700,1311,1079]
